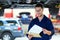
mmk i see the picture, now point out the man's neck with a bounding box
[38,15,44,22]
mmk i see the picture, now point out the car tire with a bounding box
[2,32,14,40]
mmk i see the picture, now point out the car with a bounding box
[17,12,33,24]
[0,18,24,40]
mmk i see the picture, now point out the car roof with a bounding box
[19,12,30,15]
[0,18,20,21]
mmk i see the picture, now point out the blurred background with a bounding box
[0,0,60,40]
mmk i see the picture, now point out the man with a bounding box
[27,3,54,40]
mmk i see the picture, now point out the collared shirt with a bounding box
[27,15,54,40]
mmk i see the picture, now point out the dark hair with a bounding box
[35,3,43,9]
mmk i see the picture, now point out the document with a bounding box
[27,25,42,37]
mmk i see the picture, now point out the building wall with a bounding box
[4,8,50,18]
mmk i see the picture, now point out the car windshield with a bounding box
[6,20,17,25]
[21,14,28,18]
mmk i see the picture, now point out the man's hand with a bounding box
[43,29,52,35]
[28,34,33,40]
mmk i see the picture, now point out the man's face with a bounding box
[35,7,43,17]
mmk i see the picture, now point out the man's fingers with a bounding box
[28,35,33,40]
[43,29,52,35]
[29,34,33,36]
[47,31,52,35]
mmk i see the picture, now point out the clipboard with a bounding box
[27,25,42,37]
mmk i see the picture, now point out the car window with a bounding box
[6,20,17,25]
[21,14,28,18]
[0,21,3,26]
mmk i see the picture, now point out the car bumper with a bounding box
[12,30,24,38]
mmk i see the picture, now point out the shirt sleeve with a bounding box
[46,19,55,36]
[40,19,55,40]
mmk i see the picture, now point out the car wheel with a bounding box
[2,32,14,40]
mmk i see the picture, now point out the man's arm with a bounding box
[43,19,55,36]
[43,28,52,35]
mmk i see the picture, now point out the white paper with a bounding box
[29,24,42,34]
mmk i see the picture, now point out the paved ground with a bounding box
[15,36,29,40]
[15,34,60,40]
[0,34,60,40]
[0,36,29,40]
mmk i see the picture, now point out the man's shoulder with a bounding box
[31,17,38,22]
[44,15,51,22]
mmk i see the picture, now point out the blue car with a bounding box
[17,12,33,24]
[0,18,24,40]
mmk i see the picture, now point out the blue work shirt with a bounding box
[27,15,55,40]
